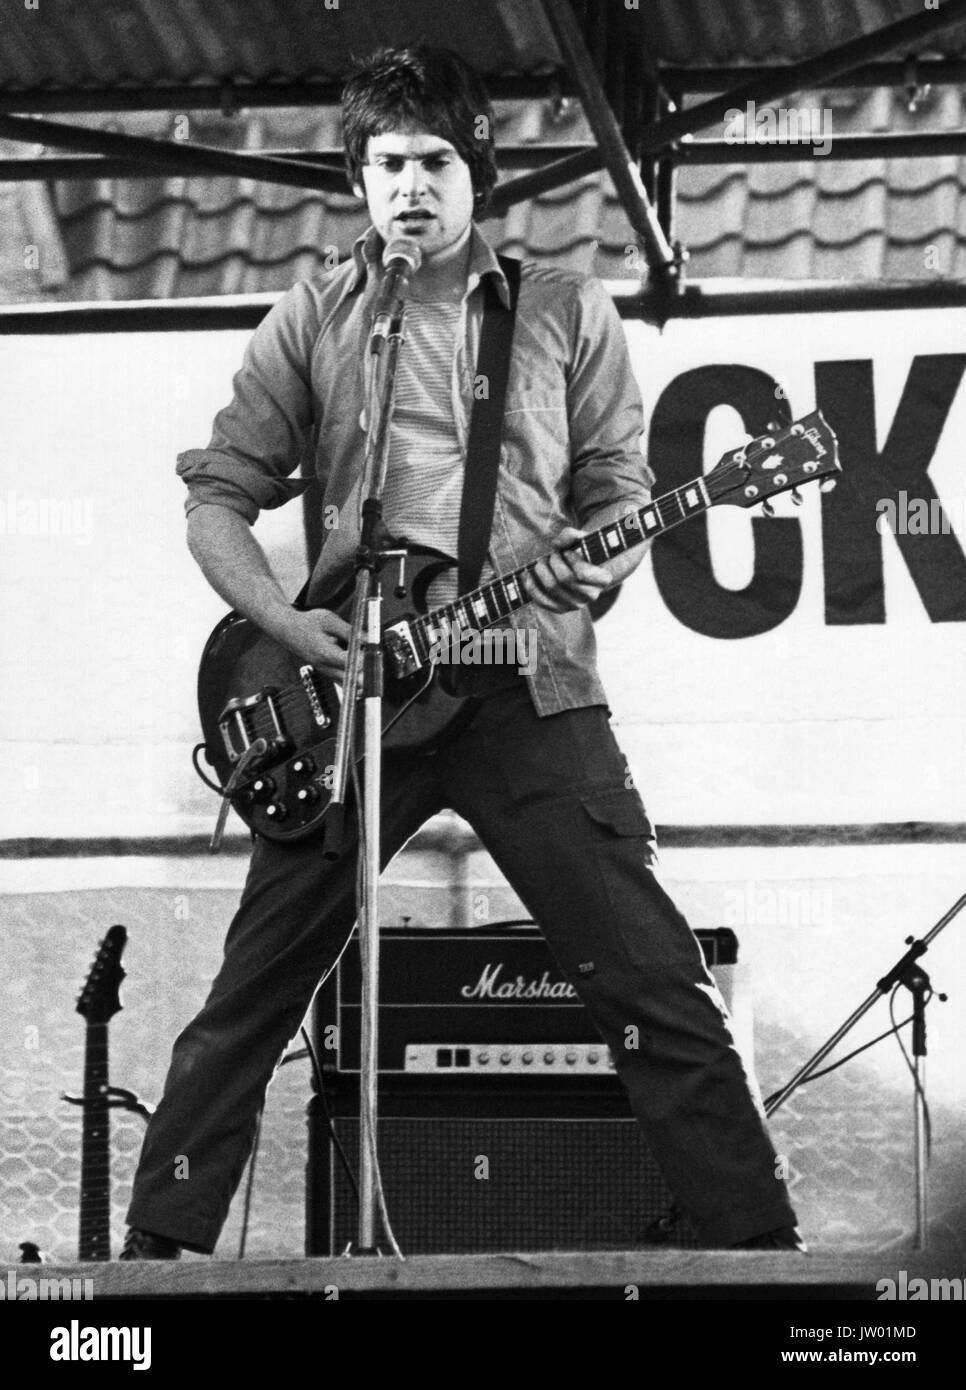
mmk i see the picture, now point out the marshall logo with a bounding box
[461,962,578,1001]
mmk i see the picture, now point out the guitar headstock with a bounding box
[76,925,127,1024]
[705,410,841,511]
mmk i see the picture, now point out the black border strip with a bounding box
[4,279,965,335]
[2,823,964,859]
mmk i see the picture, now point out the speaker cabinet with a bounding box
[306,1080,703,1255]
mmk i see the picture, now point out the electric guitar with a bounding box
[63,927,133,1262]
[196,410,840,844]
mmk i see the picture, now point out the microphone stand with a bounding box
[323,305,410,1256]
[764,890,960,1251]
[648,892,959,1252]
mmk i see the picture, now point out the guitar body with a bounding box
[197,546,474,843]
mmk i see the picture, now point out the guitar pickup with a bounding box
[218,688,289,765]
[383,621,421,679]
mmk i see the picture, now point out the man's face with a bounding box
[356,129,475,264]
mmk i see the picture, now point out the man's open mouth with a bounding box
[396,210,435,223]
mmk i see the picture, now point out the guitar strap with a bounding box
[294,255,521,614]
[456,254,522,596]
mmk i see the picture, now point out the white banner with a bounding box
[1,303,964,835]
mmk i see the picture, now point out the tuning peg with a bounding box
[766,420,781,433]
[760,500,776,517]
[790,488,803,505]
[819,478,837,493]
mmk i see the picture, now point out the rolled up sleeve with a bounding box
[176,280,321,523]
[565,276,654,526]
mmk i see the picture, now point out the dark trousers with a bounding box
[127,680,796,1250]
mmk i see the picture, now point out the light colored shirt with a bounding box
[176,223,654,716]
[382,298,464,562]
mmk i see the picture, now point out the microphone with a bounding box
[369,238,422,351]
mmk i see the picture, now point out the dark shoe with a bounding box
[732,1224,808,1253]
[119,1228,182,1261]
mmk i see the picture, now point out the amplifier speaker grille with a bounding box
[310,1111,699,1254]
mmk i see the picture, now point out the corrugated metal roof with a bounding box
[2,0,965,102]
[12,86,961,302]
[648,0,966,66]
[0,0,561,94]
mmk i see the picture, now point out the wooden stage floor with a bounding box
[1,1249,948,1300]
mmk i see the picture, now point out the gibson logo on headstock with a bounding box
[461,962,577,1001]
[804,426,827,456]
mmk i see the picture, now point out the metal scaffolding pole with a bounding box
[0,112,349,193]
[0,74,578,116]
[675,131,966,163]
[538,0,675,279]
[663,59,966,93]
[0,145,596,183]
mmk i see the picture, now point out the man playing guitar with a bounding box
[121,45,802,1258]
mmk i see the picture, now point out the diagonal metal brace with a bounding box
[0,112,349,194]
[538,0,677,284]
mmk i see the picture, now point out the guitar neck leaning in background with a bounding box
[67,926,127,1262]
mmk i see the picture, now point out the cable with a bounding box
[237,1104,264,1260]
[889,984,933,1159]
[191,742,225,795]
[762,989,939,1107]
[290,1024,360,1203]
[351,750,404,1259]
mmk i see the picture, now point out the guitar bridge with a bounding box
[383,621,421,679]
[218,688,289,765]
[299,665,331,728]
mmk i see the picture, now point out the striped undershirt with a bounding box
[382,299,489,609]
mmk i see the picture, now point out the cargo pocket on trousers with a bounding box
[580,788,656,854]
[579,787,662,967]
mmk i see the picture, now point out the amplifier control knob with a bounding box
[565,1051,577,1066]
[500,1051,513,1066]
[477,1050,490,1065]
[521,1050,533,1065]
[543,1051,555,1065]
[588,1051,599,1065]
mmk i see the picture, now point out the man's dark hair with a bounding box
[342,45,498,214]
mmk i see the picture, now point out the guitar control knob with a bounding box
[250,776,276,802]
[296,785,320,806]
[291,756,315,777]
[264,801,288,821]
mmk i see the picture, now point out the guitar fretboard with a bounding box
[78,1022,110,1262]
[407,476,711,664]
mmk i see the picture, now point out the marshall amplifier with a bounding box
[306,924,750,1255]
